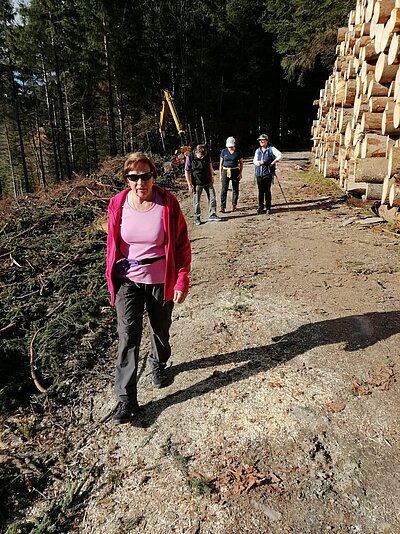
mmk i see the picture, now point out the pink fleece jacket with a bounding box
[106,185,191,305]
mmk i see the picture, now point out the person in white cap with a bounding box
[219,136,244,213]
[253,134,282,214]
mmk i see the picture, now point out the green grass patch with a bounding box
[300,167,345,199]
[162,437,215,496]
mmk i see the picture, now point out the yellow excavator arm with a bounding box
[159,89,191,161]
[159,89,185,138]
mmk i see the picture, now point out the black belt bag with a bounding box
[114,256,165,275]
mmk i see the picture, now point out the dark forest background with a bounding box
[0,0,355,198]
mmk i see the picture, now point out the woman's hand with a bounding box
[173,290,188,304]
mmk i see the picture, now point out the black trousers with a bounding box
[114,280,174,402]
[221,168,240,209]
[256,175,273,210]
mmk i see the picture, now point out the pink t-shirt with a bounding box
[115,191,166,284]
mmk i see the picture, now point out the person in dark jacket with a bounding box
[106,152,191,425]
[219,136,244,212]
[185,144,221,225]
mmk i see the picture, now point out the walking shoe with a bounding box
[194,217,201,226]
[220,207,226,213]
[208,213,221,222]
[112,401,139,425]
[257,207,265,214]
[152,366,168,388]
[232,205,237,212]
[265,209,271,215]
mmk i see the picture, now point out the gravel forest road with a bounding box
[80,153,400,534]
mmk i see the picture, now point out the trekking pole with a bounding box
[274,172,289,205]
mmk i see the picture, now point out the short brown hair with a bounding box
[195,144,207,155]
[123,152,157,179]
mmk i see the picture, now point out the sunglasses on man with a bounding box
[126,171,153,182]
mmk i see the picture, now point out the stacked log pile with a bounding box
[312,0,400,222]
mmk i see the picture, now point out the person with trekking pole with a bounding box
[253,134,282,215]
[106,152,191,425]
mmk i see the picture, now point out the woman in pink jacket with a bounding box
[106,152,191,425]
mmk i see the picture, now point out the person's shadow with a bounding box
[136,311,400,427]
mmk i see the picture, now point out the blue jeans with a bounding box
[193,183,217,219]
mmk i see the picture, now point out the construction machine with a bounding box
[159,89,191,170]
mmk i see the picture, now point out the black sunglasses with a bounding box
[126,171,153,182]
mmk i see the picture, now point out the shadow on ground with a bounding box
[134,311,400,427]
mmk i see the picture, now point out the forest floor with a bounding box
[3,154,400,533]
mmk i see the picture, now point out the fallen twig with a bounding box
[10,254,23,268]
[29,327,48,393]
[0,322,16,336]
[14,222,41,239]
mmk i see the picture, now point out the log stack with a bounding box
[312,0,400,221]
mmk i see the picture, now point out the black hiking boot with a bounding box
[112,400,139,425]
[152,365,168,389]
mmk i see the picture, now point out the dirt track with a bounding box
[74,154,399,533]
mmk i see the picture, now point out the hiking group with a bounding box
[106,135,282,425]
[185,134,282,223]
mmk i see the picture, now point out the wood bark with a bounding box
[373,0,393,24]
[81,106,91,173]
[354,157,388,183]
[387,7,400,33]
[388,145,400,176]
[375,52,399,83]
[323,155,340,179]
[361,133,388,157]
[381,175,395,203]
[51,23,71,180]
[365,182,383,199]
[393,101,400,127]
[361,22,372,36]
[367,79,389,97]
[382,105,400,134]
[344,79,357,105]
[41,48,60,182]
[360,40,379,61]
[103,22,117,157]
[389,180,400,205]
[9,63,29,193]
[3,120,18,197]
[368,96,393,112]
[338,27,347,42]
[34,103,46,188]
[388,33,400,64]
[361,111,384,131]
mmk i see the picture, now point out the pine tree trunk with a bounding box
[53,43,71,179]
[34,103,46,188]
[103,25,117,156]
[116,83,125,155]
[64,79,75,172]
[9,64,29,193]
[41,49,60,182]
[4,120,18,197]
[82,106,91,173]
